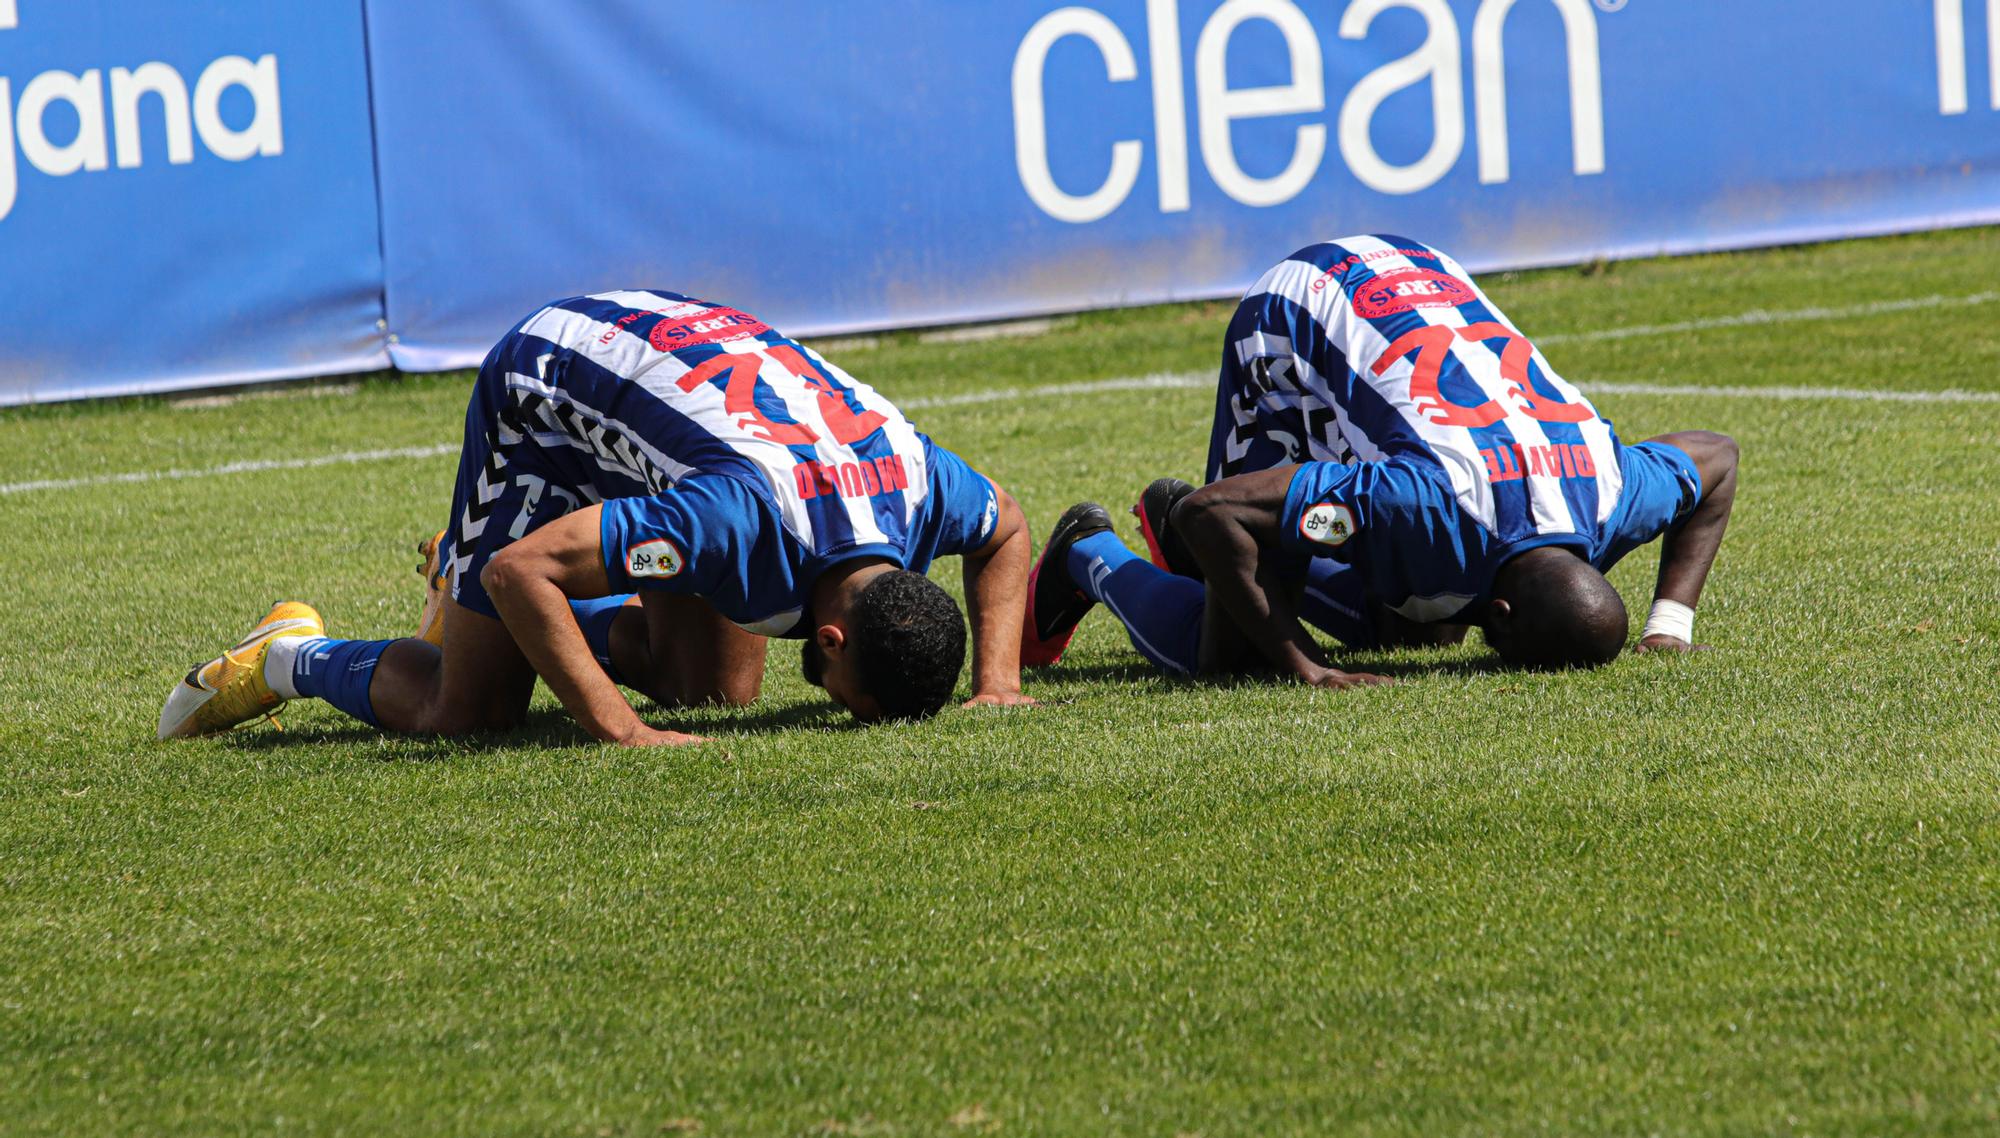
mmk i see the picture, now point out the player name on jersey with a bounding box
[1481,442,1600,483]
[793,454,912,502]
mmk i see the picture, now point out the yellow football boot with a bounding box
[414,530,447,647]
[157,601,325,739]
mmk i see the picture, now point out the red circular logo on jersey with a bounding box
[646,307,770,352]
[1353,269,1476,319]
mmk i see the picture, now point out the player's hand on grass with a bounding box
[962,691,1038,709]
[614,724,713,747]
[1633,634,1709,654]
[1306,666,1392,690]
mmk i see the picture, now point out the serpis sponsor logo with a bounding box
[648,307,771,352]
[0,4,284,222]
[1352,268,1478,318]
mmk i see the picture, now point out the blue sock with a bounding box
[570,595,636,685]
[1065,532,1203,674]
[289,637,392,726]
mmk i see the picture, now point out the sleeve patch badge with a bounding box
[625,538,684,579]
[1299,502,1356,547]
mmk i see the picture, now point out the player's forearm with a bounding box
[1237,558,1332,680]
[482,555,645,744]
[1181,497,1328,681]
[1651,432,1739,609]
[963,509,1031,697]
[1655,490,1732,608]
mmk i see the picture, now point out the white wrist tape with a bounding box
[1642,599,1695,643]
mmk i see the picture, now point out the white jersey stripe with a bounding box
[508,292,935,568]
[1420,245,1578,536]
[1255,236,1635,545]
[1451,259,1624,523]
[1262,248,1514,531]
[1288,352,1387,464]
[516,304,677,386]
[502,370,698,490]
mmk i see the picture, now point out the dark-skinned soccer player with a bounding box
[1022,236,1737,685]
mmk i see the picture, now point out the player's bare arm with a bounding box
[959,480,1036,707]
[482,506,708,747]
[1636,430,1739,654]
[1175,466,1390,690]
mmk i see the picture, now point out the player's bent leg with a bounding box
[610,592,767,709]
[365,597,538,735]
[1062,524,1204,675]
[1372,607,1470,648]
[163,596,537,739]
[569,594,639,682]
[1295,558,1378,651]
[1294,557,1467,649]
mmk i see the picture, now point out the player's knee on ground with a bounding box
[633,669,762,710]
[417,694,532,736]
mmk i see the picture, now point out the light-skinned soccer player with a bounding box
[1022,235,1738,683]
[160,290,1034,746]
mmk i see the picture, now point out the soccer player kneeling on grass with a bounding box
[1022,235,1738,685]
[160,290,1034,746]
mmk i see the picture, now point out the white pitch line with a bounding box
[0,444,457,497]
[8,375,1992,498]
[9,285,2000,501]
[1535,290,2000,345]
[908,372,2000,409]
[1586,380,2000,403]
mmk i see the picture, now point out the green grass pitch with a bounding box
[3,229,1998,1136]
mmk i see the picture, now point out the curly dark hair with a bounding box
[849,569,968,721]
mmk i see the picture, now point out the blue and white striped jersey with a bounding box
[456,290,996,635]
[1207,235,1628,550]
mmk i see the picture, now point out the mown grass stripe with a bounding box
[1534,290,2000,345]
[0,444,457,497]
[5,375,1995,498]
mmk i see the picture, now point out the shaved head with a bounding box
[1482,547,1627,669]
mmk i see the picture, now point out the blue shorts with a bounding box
[437,375,603,618]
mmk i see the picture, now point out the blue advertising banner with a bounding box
[5,2,1998,397]
[0,0,384,404]
[364,0,2000,372]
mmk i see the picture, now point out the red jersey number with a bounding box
[675,347,888,447]
[1371,323,1592,427]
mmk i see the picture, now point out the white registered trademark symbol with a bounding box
[1594,0,1627,10]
